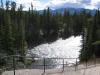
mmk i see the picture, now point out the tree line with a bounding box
[0,1,100,61]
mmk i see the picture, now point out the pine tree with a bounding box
[3,11,15,55]
[17,4,27,56]
[62,9,71,38]
[80,19,94,61]
[0,0,3,9]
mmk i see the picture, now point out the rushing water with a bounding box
[27,36,82,69]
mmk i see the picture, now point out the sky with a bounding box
[2,0,100,10]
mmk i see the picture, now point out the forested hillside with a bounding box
[0,1,100,61]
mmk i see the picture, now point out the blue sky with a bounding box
[39,0,49,4]
[2,0,100,10]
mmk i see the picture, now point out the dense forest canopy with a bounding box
[0,0,100,62]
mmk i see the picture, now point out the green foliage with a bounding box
[0,1,28,56]
[93,41,100,45]
[80,9,100,61]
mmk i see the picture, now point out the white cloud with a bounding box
[45,0,100,10]
[90,0,100,9]
[47,0,77,5]
[84,0,100,9]
[84,4,96,9]
[91,0,100,4]
[44,0,85,9]
[14,0,100,10]
[49,0,77,5]
[15,0,45,10]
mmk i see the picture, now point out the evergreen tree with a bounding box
[17,4,27,56]
[62,9,71,38]
[3,11,14,55]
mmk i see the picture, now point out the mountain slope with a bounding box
[39,8,96,15]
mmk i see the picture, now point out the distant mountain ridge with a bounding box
[39,8,97,15]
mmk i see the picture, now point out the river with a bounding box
[27,36,82,69]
